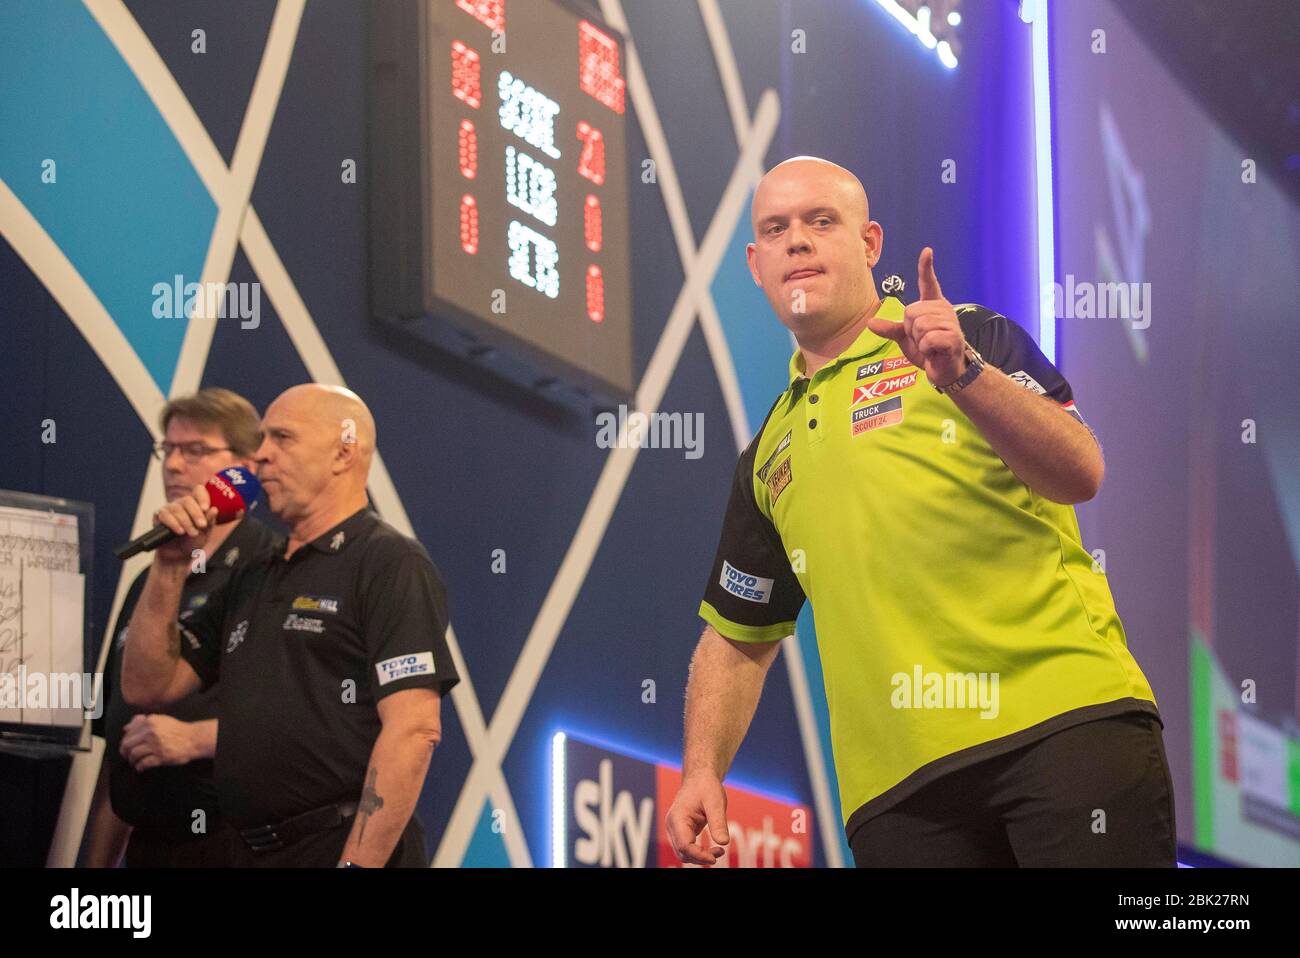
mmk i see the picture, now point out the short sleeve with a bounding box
[959,306,1086,423]
[362,550,460,700]
[176,570,234,690]
[698,445,807,643]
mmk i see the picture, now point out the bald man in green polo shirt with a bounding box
[666,157,1174,868]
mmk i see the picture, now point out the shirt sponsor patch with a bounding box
[765,457,793,504]
[376,652,436,686]
[720,560,773,604]
[1008,369,1047,395]
[756,430,792,483]
[856,355,913,380]
[283,613,325,634]
[851,396,904,436]
[292,595,340,614]
[851,370,918,406]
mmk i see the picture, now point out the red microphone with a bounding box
[113,466,262,560]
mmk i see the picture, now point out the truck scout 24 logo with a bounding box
[851,396,904,436]
[557,734,812,867]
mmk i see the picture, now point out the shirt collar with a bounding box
[784,295,904,391]
[208,516,256,570]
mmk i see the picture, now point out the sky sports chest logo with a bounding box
[851,396,904,436]
[720,560,773,604]
[850,370,918,406]
[856,355,912,380]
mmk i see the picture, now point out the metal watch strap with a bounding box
[934,341,985,395]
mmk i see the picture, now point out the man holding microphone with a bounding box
[121,383,459,866]
[84,388,276,867]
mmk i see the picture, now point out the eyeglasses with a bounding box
[152,440,233,463]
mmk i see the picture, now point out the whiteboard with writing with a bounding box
[0,496,93,745]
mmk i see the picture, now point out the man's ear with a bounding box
[745,242,762,287]
[332,436,358,475]
[863,220,883,267]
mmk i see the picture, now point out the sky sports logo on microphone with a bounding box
[208,467,261,517]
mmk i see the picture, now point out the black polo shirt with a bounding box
[177,505,459,826]
[94,518,280,827]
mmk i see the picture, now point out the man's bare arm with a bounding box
[682,624,784,779]
[119,562,203,710]
[337,688,442,867]
[666,624,784,866]
[120,488,215,709]
[949,363,1104,504]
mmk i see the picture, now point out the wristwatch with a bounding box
[934,340,985,395]
[337,860,365,868]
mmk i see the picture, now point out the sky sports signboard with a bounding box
[552,732,813,867]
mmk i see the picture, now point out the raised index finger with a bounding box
[918,246,943,301]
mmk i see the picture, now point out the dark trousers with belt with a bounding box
[124,821,242,867]
[231,812,428,868]
[849,712,1177,867]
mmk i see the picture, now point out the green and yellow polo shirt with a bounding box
[698,295,1159,839]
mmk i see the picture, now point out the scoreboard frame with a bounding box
[367,0,634,409]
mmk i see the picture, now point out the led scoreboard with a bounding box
[369,0,633,403]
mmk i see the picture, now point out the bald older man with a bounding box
[122,384,459,867]
[667,157,1173,868]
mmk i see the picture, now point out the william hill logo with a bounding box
[291,595,339,614]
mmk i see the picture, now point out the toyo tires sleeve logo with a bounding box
[720,561,773,604]
[375,651,436,686]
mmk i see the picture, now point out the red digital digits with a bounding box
[459,194,479,254]
[584,195,602,253]
[576,120,605,185]
[586,264,605,323]
[455,0,504,33]
[578,20,626,114]
[451,40,481,109]
[458,119,478,179]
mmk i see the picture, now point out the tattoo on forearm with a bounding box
[357,767,384,842]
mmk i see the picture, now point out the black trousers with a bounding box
[124,821,242,867]
[230,814,428,868]
[849,712,1176,867]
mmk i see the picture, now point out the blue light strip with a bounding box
[1028,0,1057,361]
[551,731,567,868]
[870,1,959,70]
